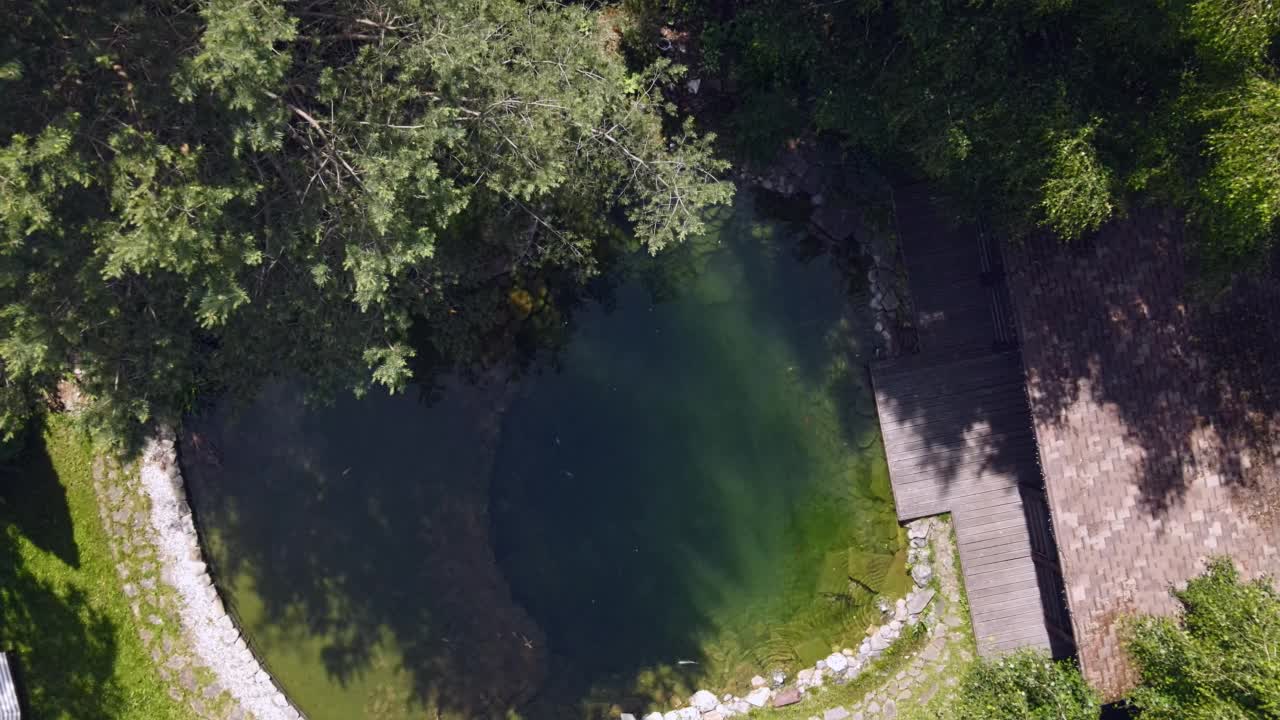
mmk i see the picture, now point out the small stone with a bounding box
[643,714,664,720]
[620,714,636,720]
[692,690,718,713]
[912,564,934,586]
[179,667,197,691]
[745,687,771,708]
[703,712,725,720]
[922,641,942,662]
[825,652,849,673]
[867,701,881,714]
[842,647,854,656]
[729,700,752,715]
[823,708,851,720]
[883,700,898,719]
[870,632,892,651]
[797,669,815,685]
[773,688,801,707]
[751,675,767,688]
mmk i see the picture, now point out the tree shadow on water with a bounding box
[183,381,548,720]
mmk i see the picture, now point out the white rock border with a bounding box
[628,518,942,720]
[140,425,305,720]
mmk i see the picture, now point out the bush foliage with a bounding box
[941,650,1100,720]
[644,0,1280,262]
[1127,557,1280,719]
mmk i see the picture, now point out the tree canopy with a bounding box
[647,0,1280,267]
[0,0,731,441]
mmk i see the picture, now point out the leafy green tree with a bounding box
[940,650,1101,720]
[649,0,1280,268]
[0,0,731,442]
[1127,557,1280,719]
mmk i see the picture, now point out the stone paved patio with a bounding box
[1005,209,1280,698]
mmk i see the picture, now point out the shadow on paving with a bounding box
[1006,209,1280,516]
[0,431,128,718]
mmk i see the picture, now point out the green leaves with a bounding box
[181,0,297,114]
[1127,557,1280,719]
[1187,0,1280,70]
[1041,123,1117,240]
[1197,77,1280,267]
[941,650,1101,720]
[0,0,731,442]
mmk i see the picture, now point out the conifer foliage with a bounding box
[0,0,731,440]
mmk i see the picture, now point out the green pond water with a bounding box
[184,194,907,720]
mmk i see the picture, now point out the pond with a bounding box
[183,193,907,720]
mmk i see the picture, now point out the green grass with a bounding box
[0,415,192,720]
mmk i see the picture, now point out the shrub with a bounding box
[1127,557,1280,719]
[1040,124,1117,240]
[940,650,1101,720]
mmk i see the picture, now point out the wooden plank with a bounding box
[965,587,1045,615]
[875,371,1024,412]
[964,558,1039,583]
[962,545,1034,568]
[975,612,1053,638]
[883,421,1034,455]
[875,377,1028,416]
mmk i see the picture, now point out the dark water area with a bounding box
[184,193,906,719]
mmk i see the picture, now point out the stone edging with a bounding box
[632,517,954,720]
[810,516,971,720]
[137,426,303,720]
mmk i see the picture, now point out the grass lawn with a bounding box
[0,415,192,720]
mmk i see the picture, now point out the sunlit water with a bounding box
[185,194,907,720]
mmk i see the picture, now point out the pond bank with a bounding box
[87,424,301,720]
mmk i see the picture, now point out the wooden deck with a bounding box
[870,186,1073,658]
